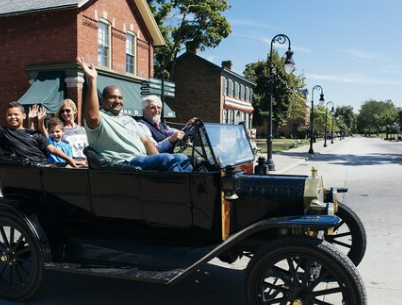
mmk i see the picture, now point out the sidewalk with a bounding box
[254,138,337,174]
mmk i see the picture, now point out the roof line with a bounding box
[134,0,165,46]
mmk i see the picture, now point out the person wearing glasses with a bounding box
[55,99,89,161]
[137,95,196,153]
[29,99,89,164]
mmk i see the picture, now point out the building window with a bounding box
[223,78,228,95]
[240,84,245,100]
[228,79,233,97]
[126,32,136,74]
[98,21,110,67]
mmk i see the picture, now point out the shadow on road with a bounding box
[277,151,402,167]
[9,263,245,305]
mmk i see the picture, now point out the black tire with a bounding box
[244,236,367,305]
[325,202,367,266]
[0,212,45,301]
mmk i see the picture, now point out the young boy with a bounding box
[45,118,73,163]
[0,101,76,167]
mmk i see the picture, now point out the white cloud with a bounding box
[260,37,311,54]
[228,18,274,29]
[307,72,402,86]
[337,49,382,64]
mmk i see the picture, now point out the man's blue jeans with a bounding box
[129,153,193,172]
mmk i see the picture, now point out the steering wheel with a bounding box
[171,124,195,153]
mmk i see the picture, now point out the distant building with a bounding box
[168,50,256,130]
[0,0,164,125]
[254,88,309,139]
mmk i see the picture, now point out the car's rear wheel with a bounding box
[326,202,367,266]
[0,213,45,301]
[244,236,366,305]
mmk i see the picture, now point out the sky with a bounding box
[196,0,402,113]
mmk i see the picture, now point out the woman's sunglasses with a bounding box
[60,109,71,114]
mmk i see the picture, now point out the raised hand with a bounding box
[28,104,39,120]
[77,57,97,80]
[37,107,47,122]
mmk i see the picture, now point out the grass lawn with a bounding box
[255,138,310,153]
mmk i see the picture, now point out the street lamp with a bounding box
[308,85,324,154]
[324,101,334,147]
[331,107,335,144]
[267,34,295,171]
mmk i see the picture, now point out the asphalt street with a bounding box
[279,136,402,304]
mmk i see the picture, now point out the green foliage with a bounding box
[334,105,357,134]
[243,50,306,129]
[357,99,399,134]
[147,0,231,77]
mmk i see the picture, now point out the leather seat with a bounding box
[83,147,141,171]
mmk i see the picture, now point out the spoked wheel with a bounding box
[325,202,367,266]
[0,213,45,301]
[244,236,367,305]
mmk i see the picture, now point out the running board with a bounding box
[44,262,183,284]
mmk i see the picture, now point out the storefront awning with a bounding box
[96,75,176,118]
[18,71,65,112]
[224,97,254,113]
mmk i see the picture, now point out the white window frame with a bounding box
[98,20,111,68]
[126,32,137,75]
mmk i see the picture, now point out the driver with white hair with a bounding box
[137,95,196,153]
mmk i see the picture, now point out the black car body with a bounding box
[0,121,367,304]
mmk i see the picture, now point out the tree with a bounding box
[243,50,305,130]
[312,104,327,136]
[335,105,357,135]
[357,99,399,136]
[147,0,231,78]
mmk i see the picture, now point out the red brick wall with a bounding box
[0,10,78,124]
[77,0,154,77]
[169,55,222,124]
[0,0,155,125]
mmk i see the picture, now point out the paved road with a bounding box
[283,136,402,304]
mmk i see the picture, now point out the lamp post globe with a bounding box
[266,34,295,171]
[308,85,324,154]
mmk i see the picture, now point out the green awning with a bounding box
[96,74,176,118]
[18,71,65,113]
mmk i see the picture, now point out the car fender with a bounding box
[169,214,340,284]
[0,198,53,263]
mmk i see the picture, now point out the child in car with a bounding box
[0,101,76,167]
[45,117,73,164]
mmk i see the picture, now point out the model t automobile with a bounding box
[0,120,366,304]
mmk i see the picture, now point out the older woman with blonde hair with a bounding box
[54,99,89,161]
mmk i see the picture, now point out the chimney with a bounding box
[222,60,232,70]
[186,42,198,54]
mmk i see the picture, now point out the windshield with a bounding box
[203,123,254,168]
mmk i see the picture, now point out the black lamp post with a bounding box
[331,108,335,144]
[308,85,324,154]
[267,34,295,171]
[324,101,334,147]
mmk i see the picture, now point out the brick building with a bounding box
[167,50,256,130]
[0,0,164,125]
[254,89,309,139]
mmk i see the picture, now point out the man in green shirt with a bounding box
[77,57,192,172]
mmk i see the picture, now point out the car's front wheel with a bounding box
[0,212,45,301]
[244,236,366,305]
[326,202,367,266]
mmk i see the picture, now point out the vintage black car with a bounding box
[0,120,367,304]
